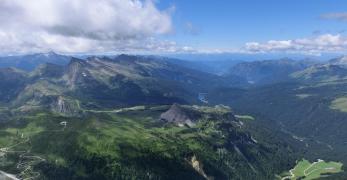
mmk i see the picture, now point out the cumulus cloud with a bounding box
[321,13,347,22]
[244,34,347,55]
[0,0,191,54]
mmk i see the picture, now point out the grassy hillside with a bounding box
[291,64,347,83]
[330,97,347,112]
[0,105,297,179]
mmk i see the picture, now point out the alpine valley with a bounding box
[0,53,346,180]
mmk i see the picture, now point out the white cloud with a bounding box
[244,34,347,55]
[0,0,191,54]
[321,13,347,22]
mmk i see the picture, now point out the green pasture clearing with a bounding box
[281,159,343,180]
[295,94,312,99]
[330,97,347,112]
[235,115,255,121]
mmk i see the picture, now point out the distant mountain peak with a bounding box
[117,54,137,59]
[329,55,347,65]
[44,51,58,56]
[114,54,150,62]
[31,51,59,57]
[0,52,70,71]
[69,57,86,65]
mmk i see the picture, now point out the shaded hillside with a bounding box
[0,68,28,102]
[209,59,347,178]
[212,80,347,168]
[226,58,318,85]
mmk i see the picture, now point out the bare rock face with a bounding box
[64,58,88,90]
[160,104,195,127]
[56,96,68,114]
[51,96,79,116]
[190,155,212,180]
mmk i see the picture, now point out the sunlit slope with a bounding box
[0,105,296,179]
[280,159,343,180]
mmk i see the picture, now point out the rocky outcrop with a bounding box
[50,96,80,116]
[160,104,195,127]
[190,155,212,180]
[64,58,88,89]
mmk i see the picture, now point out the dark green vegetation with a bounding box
[0,105,296,179]
[219,81,347,165]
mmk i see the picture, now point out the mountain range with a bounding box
[0,54,246,116]
[0,52,71,71]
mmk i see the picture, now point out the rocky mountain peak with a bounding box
[160,104,194,127]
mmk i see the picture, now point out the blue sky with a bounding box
[0,0,347,57]
[157,0,347,51]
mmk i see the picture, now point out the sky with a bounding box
[0,0,347,57]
